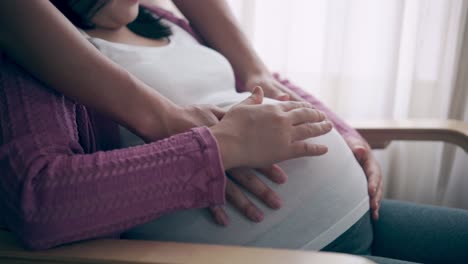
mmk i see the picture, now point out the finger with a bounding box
[225,179,264,222]
[275,83,303,102]
[256,164,288,184]
[271,84,291,100]
[278,101,315,112]
[369,190,379,211]
[276,93,290,101]
[210,105,226,120]
[291,141,328,157]
[372,187,384,220]
[362,157,383,220]
[209,206,229,226]
[364,158,381,197]
[239,86,264,105]
[262,86,289,101]
[288,108,326,125]
[374,172,384,207]
[271,85,291,101]
[230,168,282,209]
[352,146,367,164]
[373,209,379,221]
[292,121,333,141]
[374,185,383,209]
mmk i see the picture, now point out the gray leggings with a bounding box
[322,200,468,264]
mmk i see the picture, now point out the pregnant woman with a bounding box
[79,1,370,251]
[1,1,467,264]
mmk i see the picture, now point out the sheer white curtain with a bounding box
[226,0,468,208]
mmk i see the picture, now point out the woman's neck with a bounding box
[85,25,170,47]
[86,26,133,43]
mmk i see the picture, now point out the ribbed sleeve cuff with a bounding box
[192,126,227,206]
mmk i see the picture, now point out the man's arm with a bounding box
[0,0,178,141]
[0,55,226,249]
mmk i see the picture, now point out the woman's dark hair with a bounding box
[50,0,172,39]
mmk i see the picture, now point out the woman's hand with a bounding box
[162,101,289,226]
[210,165,287,225]
[246,73,384,220]
[209,87,332,224]
[210,86,333,169]
[344,136,384,220]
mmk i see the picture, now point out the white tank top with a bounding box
[87,19,369,250]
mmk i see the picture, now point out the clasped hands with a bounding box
[165,75,383,225]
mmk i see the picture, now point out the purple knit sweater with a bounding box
[0,51,226,249]
[0,5,362,250]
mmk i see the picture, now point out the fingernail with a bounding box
[252,86,260,95]
[216,213,229,226]
[248,209,264,222]
[274,169,287,184]
[318,111,325,119]
[255,212,264,222]
[269,196,282,209]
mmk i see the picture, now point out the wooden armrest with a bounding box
[349,119,468,152]
[0,231,374,264]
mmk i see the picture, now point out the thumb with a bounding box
[241,86,264,105]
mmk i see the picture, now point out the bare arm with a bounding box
[0,0,178,141]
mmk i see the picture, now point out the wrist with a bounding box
[238,65,270,88]
[129,88,180,142]
[209,124,241,170]
[242,70,274,91]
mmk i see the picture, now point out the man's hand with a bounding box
[344,136,384,220]
[159,104,225,140]
[244,73,296,101]
[210,164,287,225]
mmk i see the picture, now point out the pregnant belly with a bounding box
[121,95,369,249]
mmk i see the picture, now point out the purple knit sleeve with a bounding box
[0,55,226,250]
